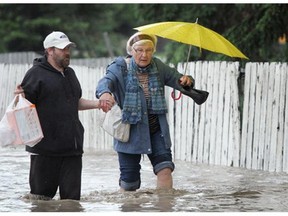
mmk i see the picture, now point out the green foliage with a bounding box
[222,4,288,62]
[0,4,286,62]
[133,4,287,63]
[0,4,139,57]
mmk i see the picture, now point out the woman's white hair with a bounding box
[126,32,157,55]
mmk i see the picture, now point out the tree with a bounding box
[133,4,288,63]
[0,4,138,58]
[0,4,286,62]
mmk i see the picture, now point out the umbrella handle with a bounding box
[171,90,182,100]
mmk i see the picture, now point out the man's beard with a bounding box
[61,57,70,68]
[56,55,70,69]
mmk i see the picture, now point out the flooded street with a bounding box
[1,146,288,212]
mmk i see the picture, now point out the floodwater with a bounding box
[1,146,288,213]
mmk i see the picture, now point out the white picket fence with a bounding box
[170,61,241,169]
[73,65,114,151]
[0,61,288,173]
[241,62,288,172]
[0,52,41,64]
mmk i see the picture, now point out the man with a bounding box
[15,31,112,200]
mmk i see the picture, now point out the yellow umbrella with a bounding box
[134,20,249,60]
[134,20,248,102]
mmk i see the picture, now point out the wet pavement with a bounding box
[1,145,288,212]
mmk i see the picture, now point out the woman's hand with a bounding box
[179,75,193,87]
[99,93,115,112]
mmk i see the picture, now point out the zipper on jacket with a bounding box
[74,137,77,149]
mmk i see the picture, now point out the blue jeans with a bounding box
[117,130,175,191]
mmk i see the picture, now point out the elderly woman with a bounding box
[96,32,195,191]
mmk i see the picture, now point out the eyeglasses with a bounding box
[133,47,154,55]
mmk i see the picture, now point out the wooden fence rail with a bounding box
[0,61,288,173]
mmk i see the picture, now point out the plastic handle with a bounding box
[171,90,182,100]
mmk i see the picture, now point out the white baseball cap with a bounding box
[43,31,76,49]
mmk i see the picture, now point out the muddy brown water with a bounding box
[1,145,288,212]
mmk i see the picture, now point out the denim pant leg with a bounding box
[147,130,175,175]
[117,152,141,191]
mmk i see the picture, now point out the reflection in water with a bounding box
[82,189,182,212]
[29,199,84,212]
[231,190,261,198]
[21,193,84,212]
[120,189,177,212]
[1,146,288,212]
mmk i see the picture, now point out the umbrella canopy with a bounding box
[134,21,249,60]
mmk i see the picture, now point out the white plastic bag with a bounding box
[0,114,16,146]
[100,104,130,142]
[1,94,43,147]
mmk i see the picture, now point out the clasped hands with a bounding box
[98,93,116,113]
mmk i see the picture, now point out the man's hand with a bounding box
[14,84,25,97]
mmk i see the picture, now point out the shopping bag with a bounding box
[3,94,43,147]
[100,104,130,142]
[0,114,16,147]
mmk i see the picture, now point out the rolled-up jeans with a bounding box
[118,130,175,191]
